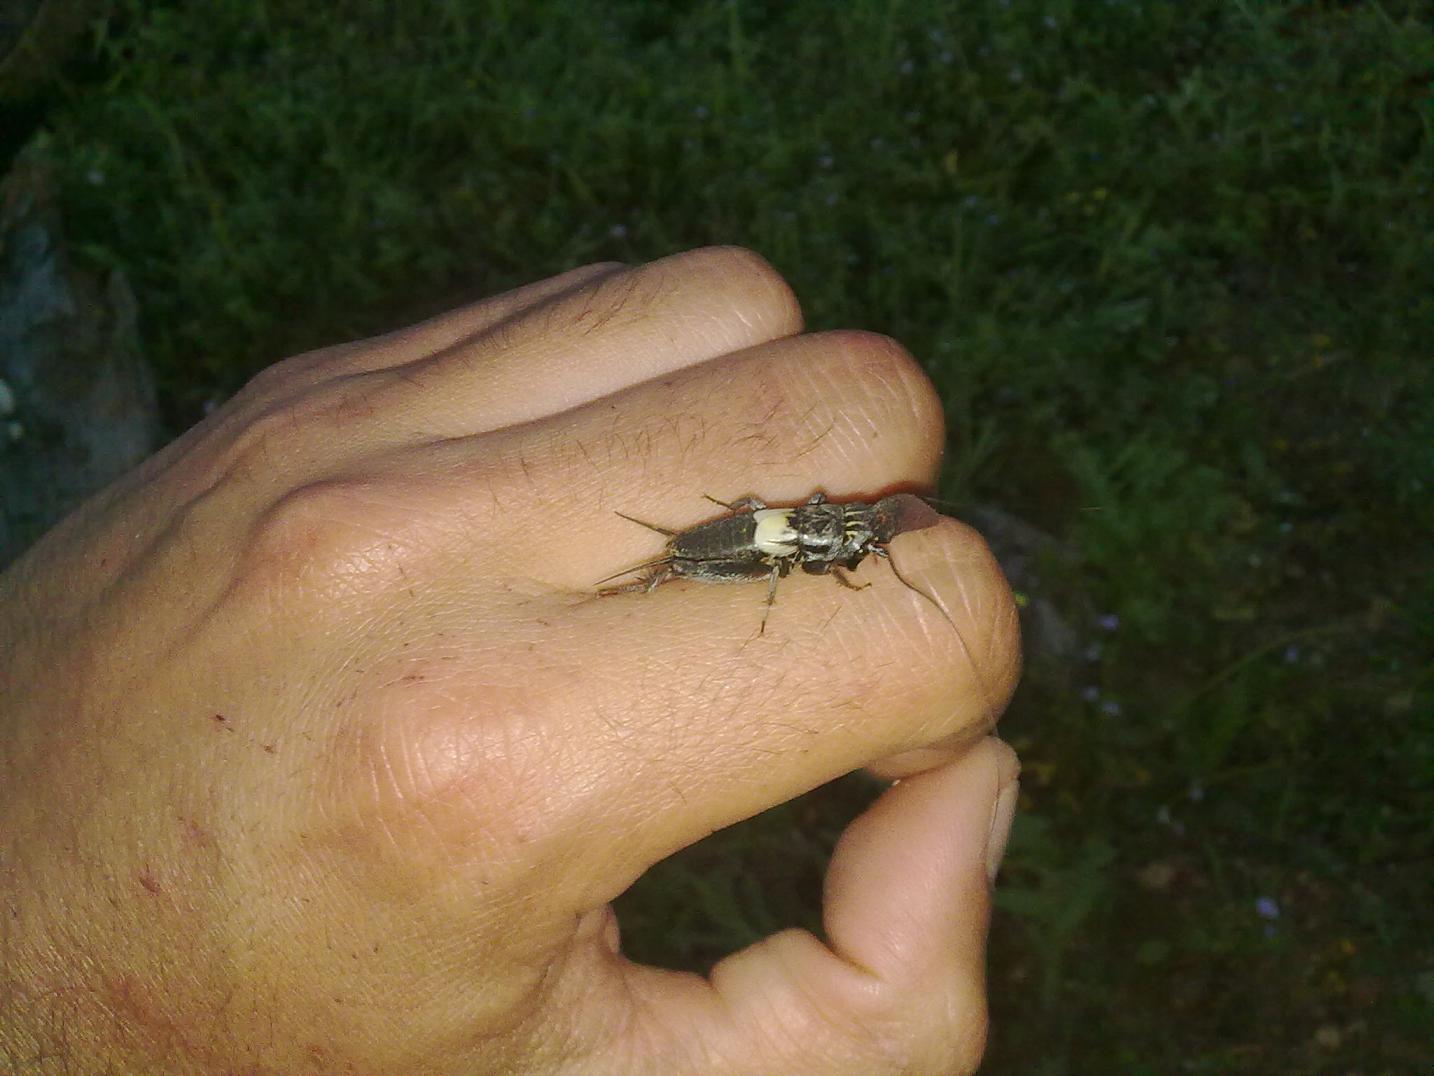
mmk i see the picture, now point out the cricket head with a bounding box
[870,494,943,544]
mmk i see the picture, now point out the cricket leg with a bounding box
[759,563,782,634]
[830,566,871,592]
[596,561,673,596]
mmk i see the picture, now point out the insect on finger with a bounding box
[596,491,953,634]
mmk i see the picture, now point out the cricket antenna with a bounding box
[593,554,673,589]
[613,511,677,537]
[882,551,958,633]
[880,547,1001,730]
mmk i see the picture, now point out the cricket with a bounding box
[594,491,956,634]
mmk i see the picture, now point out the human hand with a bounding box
[0,247,1021,1073]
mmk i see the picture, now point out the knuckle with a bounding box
[792,331,946,453]
[663,245,804,327]
[857,979,989,1075]
[236,355,301,399]
[684,244,787,288]
[235,476,420,605]
[186,373,398,507]
[205,375,384,491]
[911,1017,988,1074]
[235,345,349,402]
[819,976,988,1075]
[321,665,601,885]
[823,330,945,434]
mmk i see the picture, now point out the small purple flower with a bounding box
[1283,644,1301,664]
[1081,685,1101,703]
[1255,896,1280,921]
[1097,613,1120,632]
[1100,699,1122,717]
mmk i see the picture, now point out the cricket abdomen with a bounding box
[668,558,775,583]
[670,510,796,562]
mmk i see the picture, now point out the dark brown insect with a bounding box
[596,491,949,632]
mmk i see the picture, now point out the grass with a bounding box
[7,0,1432,1068]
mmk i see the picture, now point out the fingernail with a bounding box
[985,744,1021,885]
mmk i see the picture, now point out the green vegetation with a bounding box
[11,0,1432,1068]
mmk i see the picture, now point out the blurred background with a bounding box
[2,1,1430,1069]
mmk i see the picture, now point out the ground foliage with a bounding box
[10,0,1433,1069]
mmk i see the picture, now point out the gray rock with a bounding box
[0,141,160,566]
[964,503,1092,670]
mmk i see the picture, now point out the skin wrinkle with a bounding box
[79,477,232,627]
[723,936,867,1072]
[793,980,905,1074]
[851,360,915,442]
[647,618,874,773]
[807,399,885,477]
[392,358,432,396]
[780,570,955,752]
[858,341,941,453]
[194,370,373,500]
[448,709,583,844]
[587,638,801,795]
[778,352,921,483]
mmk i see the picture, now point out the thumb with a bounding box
[565,738,1020,1074]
